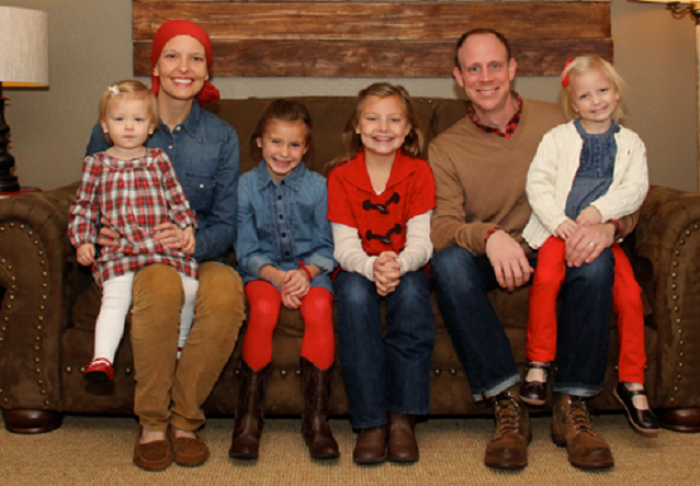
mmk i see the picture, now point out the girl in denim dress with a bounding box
[231,99,338,460]
[520,55,659,436]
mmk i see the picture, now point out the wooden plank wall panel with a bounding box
[133,0,612,78]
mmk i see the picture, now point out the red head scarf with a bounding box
[150,19,220,104]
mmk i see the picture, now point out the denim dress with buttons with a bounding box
[564,119,620,219]
[236,161,335,294]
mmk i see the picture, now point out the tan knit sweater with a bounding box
[428,99,566,257]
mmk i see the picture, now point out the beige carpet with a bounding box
[1,413,698,486]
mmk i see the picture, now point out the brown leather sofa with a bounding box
[1,96,700,434]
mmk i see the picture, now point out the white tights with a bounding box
[92,271,198,363]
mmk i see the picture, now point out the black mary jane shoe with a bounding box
[519,362,550,406]
[614,383,660,436]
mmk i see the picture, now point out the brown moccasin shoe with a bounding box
[484,392,531,470]
[552,394,614,469]
[168,427,210,467]
[133,426,173,471]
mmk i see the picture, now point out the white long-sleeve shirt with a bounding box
[332,211,433,281]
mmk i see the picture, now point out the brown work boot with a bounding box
[484,391,531,469]
[300,358,340,459]
[387,412,419,463]
[229,360,271,460]
[551,394,614,469]
[353,425,388,464]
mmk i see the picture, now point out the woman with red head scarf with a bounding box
[86,20,245,471]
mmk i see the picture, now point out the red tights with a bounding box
[526,237,646,383]
[242,280,335,371]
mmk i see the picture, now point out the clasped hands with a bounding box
[486,206,615,292]
[264,265,315,310]
[373,251,401,297]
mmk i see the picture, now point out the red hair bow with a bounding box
[561,57,576,87]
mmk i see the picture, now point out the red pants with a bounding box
[526,237,646,383]
[242,280,335,371]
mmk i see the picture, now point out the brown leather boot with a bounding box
[353,425,388,464]
[387,412,419,463]
[551,394,614,469]
[484,391,531,469]
[300,357,340,459]
[228,360,271,460]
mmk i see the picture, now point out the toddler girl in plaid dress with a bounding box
[69,80,198,382]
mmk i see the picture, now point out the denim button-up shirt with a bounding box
[236,161,335,293]
[86,102,239,263]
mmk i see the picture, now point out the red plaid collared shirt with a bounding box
[68,148,198,287]
[467,91,523,139]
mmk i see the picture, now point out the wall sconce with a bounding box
[0,6,49,193]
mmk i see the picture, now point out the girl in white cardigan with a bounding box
[520,55,658,435]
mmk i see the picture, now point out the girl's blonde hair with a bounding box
[326,83,423,173]
[250,99,314,161]
[99,80,158,144]
[562,55,626,122]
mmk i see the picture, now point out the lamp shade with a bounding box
[0,7,49,87]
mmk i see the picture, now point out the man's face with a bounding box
[453,33,517,119]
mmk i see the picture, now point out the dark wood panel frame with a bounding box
[133,0,612,78]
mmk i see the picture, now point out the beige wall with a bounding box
[4,0,698,192]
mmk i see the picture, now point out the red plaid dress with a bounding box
[68,148,198,287]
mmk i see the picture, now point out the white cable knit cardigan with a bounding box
[522,121,649,249]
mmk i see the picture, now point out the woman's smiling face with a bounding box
[153,35,209,102]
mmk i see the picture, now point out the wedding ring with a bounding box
[588,242,596,247]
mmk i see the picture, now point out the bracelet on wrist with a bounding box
[297,260,313,281]
[609,219,622,239]
[484,226,504,245]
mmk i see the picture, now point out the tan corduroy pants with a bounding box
[130,262,246,431]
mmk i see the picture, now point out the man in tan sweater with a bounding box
[429,29,623,470]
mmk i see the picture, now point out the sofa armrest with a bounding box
[631,185,700,409]
[0,182,87,412]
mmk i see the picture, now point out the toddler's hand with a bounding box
[554,219,578,240]
[77,243,96,266]
[181,227,196,255]
[577,206,602,226]
[282,269,311,299]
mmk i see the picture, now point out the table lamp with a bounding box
[0,6,49,193]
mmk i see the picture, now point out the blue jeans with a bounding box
[334,270,435,429]
[431,245,613,401]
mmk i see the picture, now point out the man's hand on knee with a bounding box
[565,224,615,267]
[485,230,533,291]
